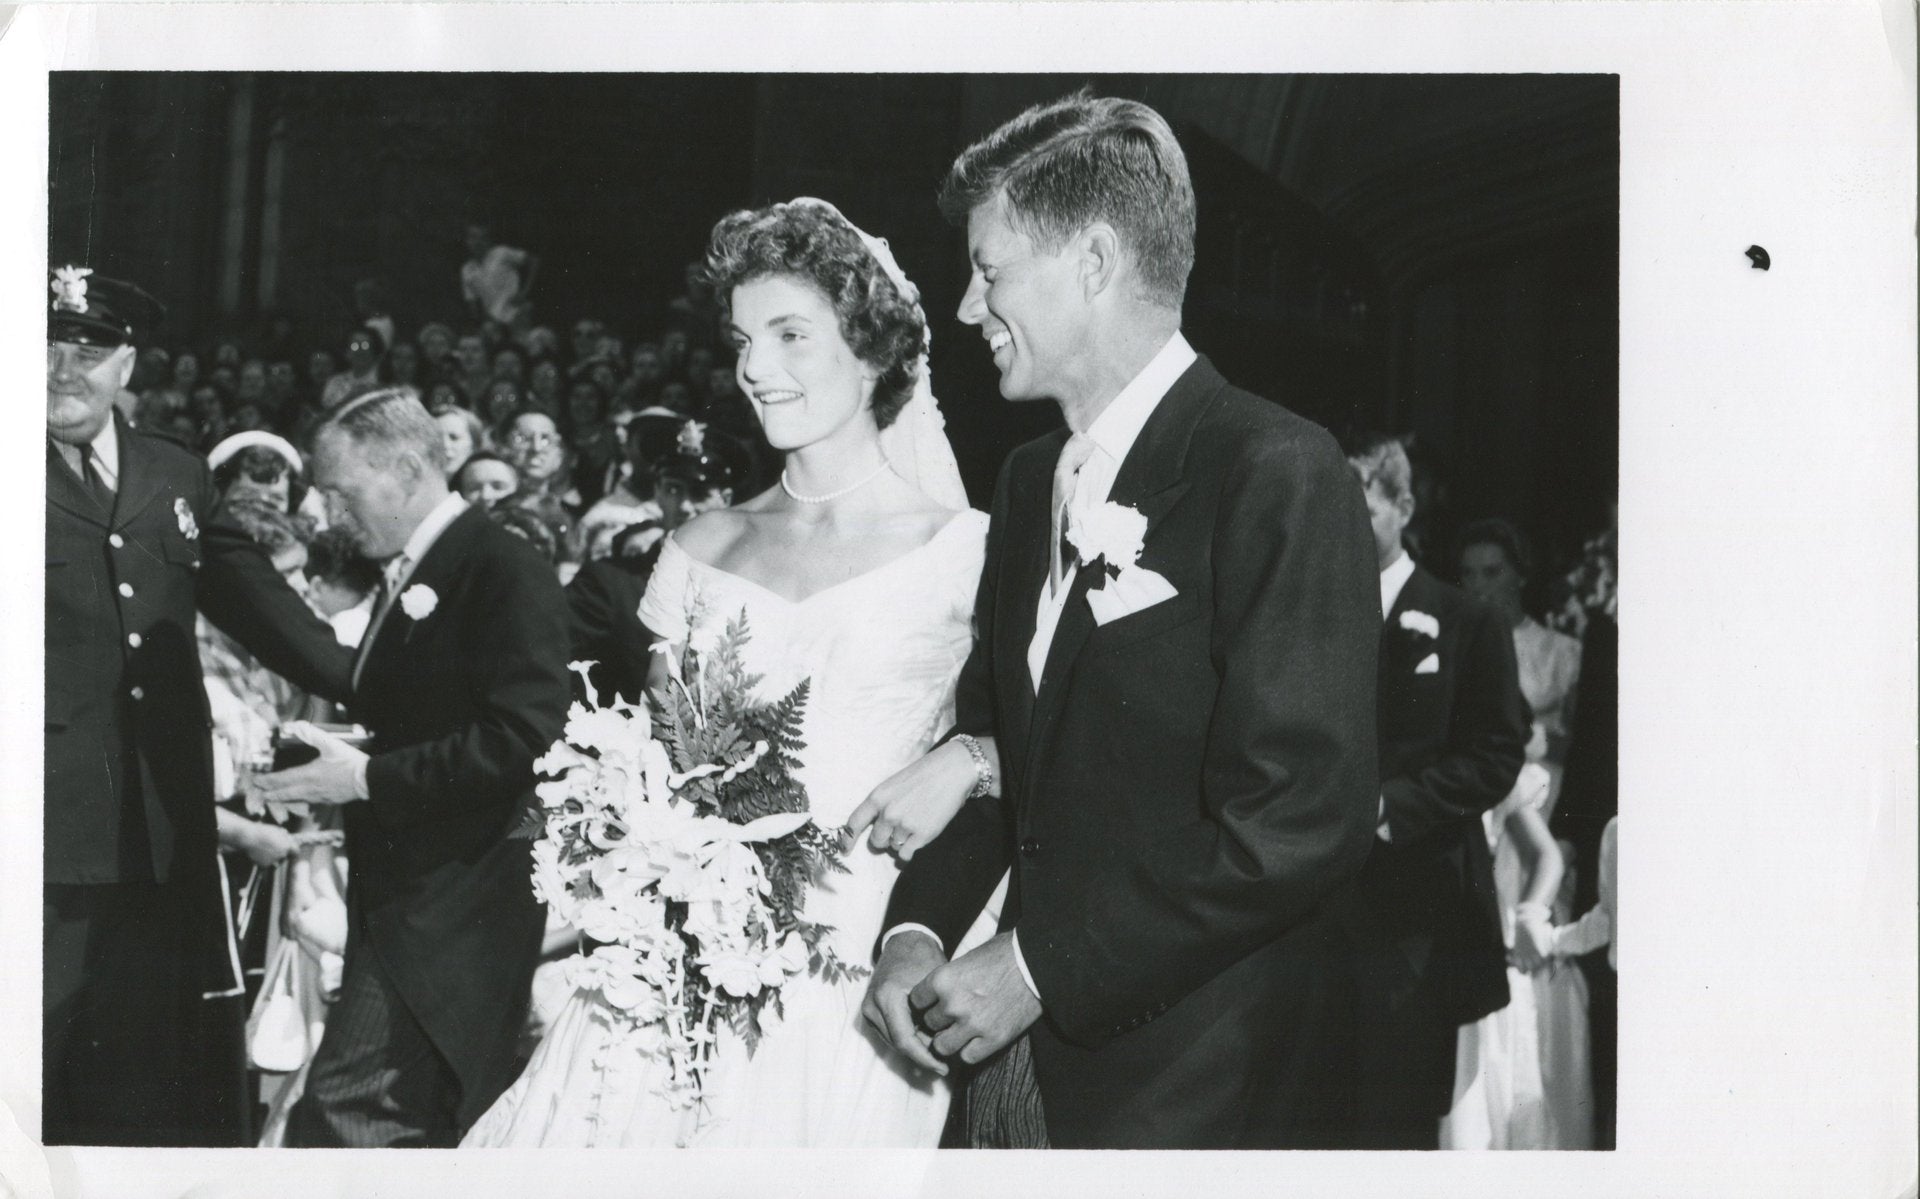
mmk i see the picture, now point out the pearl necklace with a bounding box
[780,460,892,505]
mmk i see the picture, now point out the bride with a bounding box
[465,199,1001,1148]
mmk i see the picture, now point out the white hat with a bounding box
[207,430,303,474]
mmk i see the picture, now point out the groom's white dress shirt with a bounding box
[1379,548,1414,621]
[885,332,1198,1000]
[1026,332,1197,691]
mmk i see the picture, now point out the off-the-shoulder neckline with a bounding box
[664,508,982,608]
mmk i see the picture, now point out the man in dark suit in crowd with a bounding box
[255,388,570,1147]
[567,426,740,705]
[865,94,1381,1149]
[1343,431,1531,1149]
[44,265,351,1146]
[565,529,658,705]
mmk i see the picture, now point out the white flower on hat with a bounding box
[400,583,439,621]
[51,266,93,314]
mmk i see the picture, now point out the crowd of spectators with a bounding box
[121,238,766,584]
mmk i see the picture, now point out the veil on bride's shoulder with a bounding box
[790,197,970,513]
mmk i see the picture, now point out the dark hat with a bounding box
[652,418,741,497]
[48,265,165,347]
[617,405,689,466]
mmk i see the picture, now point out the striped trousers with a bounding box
[283,944,462,1148]
[962,1034,1051,1149]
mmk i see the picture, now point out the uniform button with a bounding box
[129,686,145,701]
[127,632,143,648]
[1019,838,1040,856]
[108,534,125,548]
[117,583,133,598]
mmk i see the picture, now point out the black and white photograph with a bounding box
[1,5,1912,1198]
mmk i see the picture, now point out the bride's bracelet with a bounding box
[952,733,993,799]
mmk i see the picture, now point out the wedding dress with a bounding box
[465,509,998,1147]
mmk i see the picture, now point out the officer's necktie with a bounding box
[82,449,114,505]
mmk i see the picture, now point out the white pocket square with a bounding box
[1086,565,1178,626]
[1414,652,1441,675]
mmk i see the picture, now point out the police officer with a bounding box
[44,265,349,1145]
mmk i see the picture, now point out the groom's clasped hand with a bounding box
[859,930,1043,1074]
[847,741,1042,1073]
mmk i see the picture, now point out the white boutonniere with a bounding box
[400,583,439,621]
[1397,609,1439,639]
[1067,498,1181,625]
[1066,499,1148,577]
[173,497,200,540]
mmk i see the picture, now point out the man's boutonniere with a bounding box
[1070,498,1183,625]
[400,583,439,621]
[1397,609,1439,640]
[174,498,199,541]
[1066,499,1148,579]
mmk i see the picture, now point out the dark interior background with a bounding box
[48,72,1616,575]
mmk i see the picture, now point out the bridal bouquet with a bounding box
[519,612,860,1112]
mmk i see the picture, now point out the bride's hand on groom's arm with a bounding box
[862,931,950,1076]
[844,737,996,861]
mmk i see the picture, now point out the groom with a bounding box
[869,94,1382,1149]
[252,388,571,1146]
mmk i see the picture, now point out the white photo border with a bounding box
[1,4,1913,1197]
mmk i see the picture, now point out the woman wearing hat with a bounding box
[208,430,307,512]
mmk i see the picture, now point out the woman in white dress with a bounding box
[1458,519,1583,813]
[465,199,998,1148]
[1443,519,1585,1149]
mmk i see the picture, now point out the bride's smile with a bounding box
[728,273,880,464]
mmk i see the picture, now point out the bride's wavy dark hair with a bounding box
[701,202,925,430]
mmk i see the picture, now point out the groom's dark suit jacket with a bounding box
[886,356,1381,1148]
[342,505,570,1127]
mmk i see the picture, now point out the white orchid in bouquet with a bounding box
[517,610,860,1115]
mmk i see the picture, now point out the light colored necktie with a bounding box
[1050,433,1097,593]
[352,554,412,689]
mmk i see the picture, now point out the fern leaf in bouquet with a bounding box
[521,607,863,1122]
